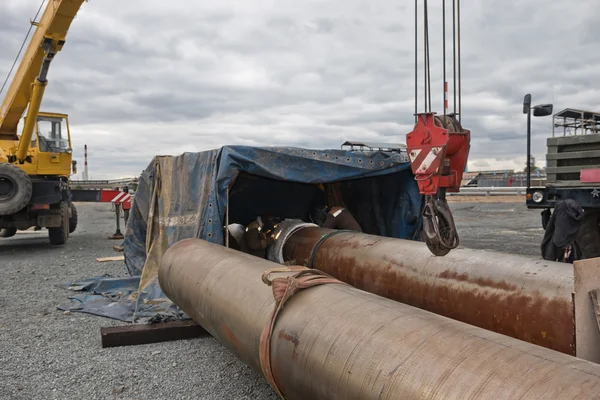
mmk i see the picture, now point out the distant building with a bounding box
[462,168,546,187]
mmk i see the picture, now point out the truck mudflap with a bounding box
[527,187,600,209]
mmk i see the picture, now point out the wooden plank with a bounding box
[113,245,124,253]
[101,320,208,348]
[96,255,125,262]
[574,258,600,363]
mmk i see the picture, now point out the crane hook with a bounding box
[421,196,459,256]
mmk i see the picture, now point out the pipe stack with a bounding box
[159,238,600,400]
[279,227,575,355]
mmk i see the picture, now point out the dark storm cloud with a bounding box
[1,0,598,178]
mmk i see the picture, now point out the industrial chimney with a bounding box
[83,144,89,180]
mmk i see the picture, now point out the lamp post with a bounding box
[523,94,553,189]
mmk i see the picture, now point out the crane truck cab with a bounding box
[0,0,85,244]
[0,112,78,243]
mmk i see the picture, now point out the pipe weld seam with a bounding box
[306,229,355,268]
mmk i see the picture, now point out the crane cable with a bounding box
[415,0,433,116]
[453,0,457,117]
[0,0,47,98]
[457,0,462,122]
[424,0,432,113]
[414,0,461,120]
[413,1,463,256]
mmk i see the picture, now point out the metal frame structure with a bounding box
[341,141,406,153]
[526,108,600,215]
[552,108,600,137]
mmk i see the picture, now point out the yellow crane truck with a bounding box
[0,0,85,244]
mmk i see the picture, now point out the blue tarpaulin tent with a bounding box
[60,146,424,322]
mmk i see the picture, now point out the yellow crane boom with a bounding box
[0,0,85,151]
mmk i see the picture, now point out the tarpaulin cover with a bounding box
[60,146,423,322]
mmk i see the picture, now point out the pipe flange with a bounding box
[266,219,317,264]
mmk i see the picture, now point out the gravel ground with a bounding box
[451,200,543,258]
[0,200,544,399]
[0,203,277,400]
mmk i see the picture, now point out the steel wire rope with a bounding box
[0,0,47,97]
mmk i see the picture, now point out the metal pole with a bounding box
[279,227,575,355]
[159,238,600,400]
[527,108,532,189]
[109,203,124,240]
[115,204,121,234]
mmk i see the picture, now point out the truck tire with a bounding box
[69,202,78,234]
[0,227,17,238]
[576,209,600,259]
[0,163,32,215]
[48,201,69,245]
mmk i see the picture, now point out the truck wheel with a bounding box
[0,163,32,215]
[48,202,69,245]
[576,209,600,259]
[0,227,17,238]
[69,202,78,234]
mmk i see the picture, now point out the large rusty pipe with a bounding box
[280,227,575,355]
[159,238,600,400]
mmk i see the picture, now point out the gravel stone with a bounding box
[0,201,543,399]
[450,201,542,257]
[0,203,277,400]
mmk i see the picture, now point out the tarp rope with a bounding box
[259,266,347,399]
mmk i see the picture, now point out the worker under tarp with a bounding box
[59,146,423,322]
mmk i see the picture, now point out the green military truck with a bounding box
[526,107,600,260]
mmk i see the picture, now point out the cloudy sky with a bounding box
[1,0,598,179]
